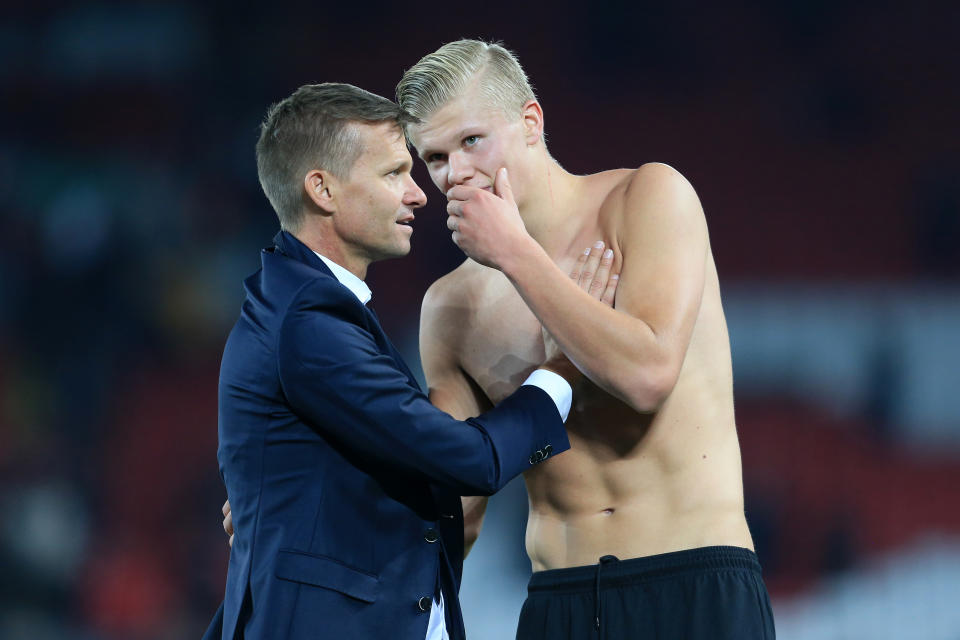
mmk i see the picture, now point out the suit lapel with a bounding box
[272,230,422,391]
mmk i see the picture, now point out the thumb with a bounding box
[494,167,515,204]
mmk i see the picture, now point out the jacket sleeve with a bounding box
[276,281,570,496]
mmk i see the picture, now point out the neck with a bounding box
[293,224,369,280]
[518,153,584,259]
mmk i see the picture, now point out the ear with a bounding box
[520,100,544,146]
[304,169,336,214]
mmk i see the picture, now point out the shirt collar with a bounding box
[312,251,372,305]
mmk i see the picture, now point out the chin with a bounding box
[392,241,412,258]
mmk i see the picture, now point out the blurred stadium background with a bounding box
[1,2,958,638]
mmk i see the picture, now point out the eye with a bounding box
[463,135,480,147]
[426,153,445,164]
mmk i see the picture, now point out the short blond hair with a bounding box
[396,39,537,125]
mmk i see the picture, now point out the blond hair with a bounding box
[396,39,537,125]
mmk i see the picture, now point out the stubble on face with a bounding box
[333,123,419,269]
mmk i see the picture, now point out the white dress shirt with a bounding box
[313,251,572,639]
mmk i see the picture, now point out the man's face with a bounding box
[333,121,426,264]
[409,91,529,201]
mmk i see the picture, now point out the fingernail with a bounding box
[603,249,613,259]
[584,248,592,255]
[611,274,619,280]
[594,241,604,249]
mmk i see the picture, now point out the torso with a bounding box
[437,166,753,571]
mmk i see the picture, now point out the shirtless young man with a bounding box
[396,40,776,638]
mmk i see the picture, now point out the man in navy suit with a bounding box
[204,83,609,640]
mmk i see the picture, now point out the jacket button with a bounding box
[544,444,553,456]
[424,528,439,543]
[529,454,536,465]
[418,596,432,612]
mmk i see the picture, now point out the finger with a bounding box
[589,249,615,298]
[229,534,234,548]
[222,500,230,516]
[570,248,589,281]
[446,185,480,202]
[601,274,619,307]
[493,168,515,205]
[579,241,605,289]
[446,200,463,217]
[223,510,234,536]
[451,230,462,247]
[446,215,459,232]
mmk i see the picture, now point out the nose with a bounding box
[404,175,427,209]
[447,152,474,187]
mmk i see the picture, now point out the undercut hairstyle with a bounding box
[255,83,416,231]
[396,39,537,127]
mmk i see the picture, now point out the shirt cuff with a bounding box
[522,369,572,423]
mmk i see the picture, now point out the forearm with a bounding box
[501,240,673,411]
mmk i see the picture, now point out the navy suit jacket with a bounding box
[205,231,569,639]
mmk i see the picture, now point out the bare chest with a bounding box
[459,274,546,405]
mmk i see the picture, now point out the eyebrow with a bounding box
[388,158,413,171]
[417,128,477,161]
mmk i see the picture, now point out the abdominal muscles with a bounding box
[522,358,753,572]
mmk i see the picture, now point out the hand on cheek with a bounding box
[445,168,531,269]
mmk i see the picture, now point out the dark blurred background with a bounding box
[1,2,958,639]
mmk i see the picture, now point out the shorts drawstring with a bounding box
[594,555,619,632]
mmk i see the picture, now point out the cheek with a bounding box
[475,143,505,175]
[428,168,445,191]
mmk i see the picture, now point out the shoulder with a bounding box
[421,258,489,318]
[279,272,367,333]
[248,252,363,326]
[420,259,491,357]
[600,163,703,231]
[613,163,698,208]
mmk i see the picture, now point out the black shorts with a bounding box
[516,546,776,639]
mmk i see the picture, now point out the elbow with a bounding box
[462,497,487,557]
[621,363,680,414]
[463,516,484,550]
[463,524,480,551]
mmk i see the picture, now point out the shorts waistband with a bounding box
[527,546,762,594]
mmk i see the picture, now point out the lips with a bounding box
[396,214,415,226]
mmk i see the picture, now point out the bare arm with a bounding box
[447,163,706,413]
[419,278,493,556]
